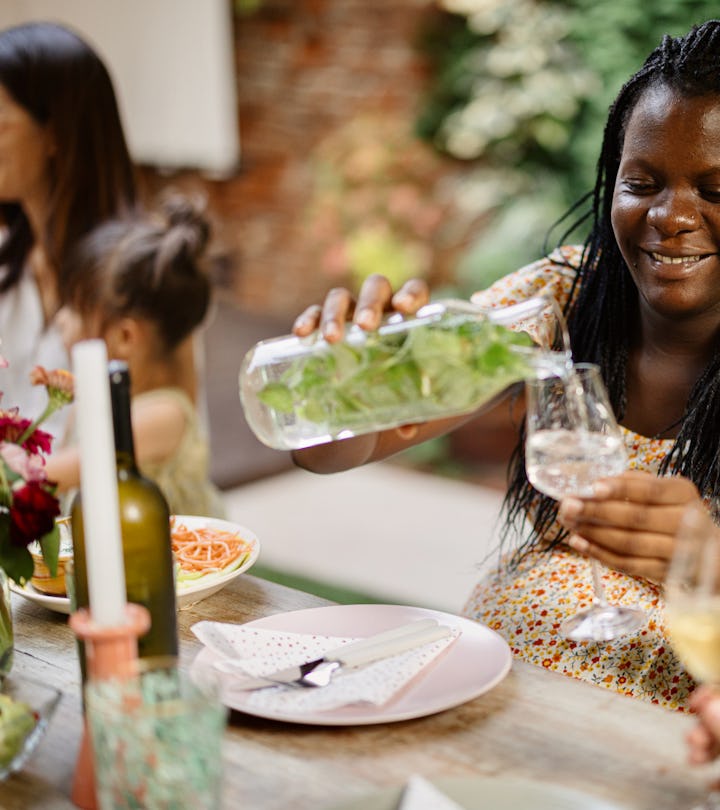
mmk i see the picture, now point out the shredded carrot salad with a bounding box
[170,518,253,580]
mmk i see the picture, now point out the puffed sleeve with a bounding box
[469,245,582,346]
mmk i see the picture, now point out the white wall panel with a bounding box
[0,0,240,175]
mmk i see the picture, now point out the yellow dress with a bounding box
[135,388,225,519]
[463,246,694,711]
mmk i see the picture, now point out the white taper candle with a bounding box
[72,340,126,626]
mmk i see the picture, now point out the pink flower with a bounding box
[0,443,46,482]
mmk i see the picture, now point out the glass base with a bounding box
[561,604,646,642]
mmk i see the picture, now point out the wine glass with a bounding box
[666,502,720,809]
[524,362,646,641]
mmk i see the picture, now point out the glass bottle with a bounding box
[72,361,178,680]
[239,295,571,451]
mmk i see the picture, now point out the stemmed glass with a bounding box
[524,362,646,641]
[665,502,720,809]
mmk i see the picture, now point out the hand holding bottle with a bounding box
[292,276,431,343]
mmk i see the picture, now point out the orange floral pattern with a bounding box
[463,248,694,711]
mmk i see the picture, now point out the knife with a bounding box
[215,618,455,690]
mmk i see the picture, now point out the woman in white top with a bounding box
[0,21,137,440]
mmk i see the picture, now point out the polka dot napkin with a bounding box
[191,620,459,714]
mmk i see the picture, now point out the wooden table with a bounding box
[4,574,716,809]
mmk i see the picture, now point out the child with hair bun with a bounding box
[48,194,224,518]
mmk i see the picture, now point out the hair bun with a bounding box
[155,192,210,269]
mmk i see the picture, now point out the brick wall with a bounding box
[141,0,462,320]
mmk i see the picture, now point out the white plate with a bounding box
[10,515,260,615]
[328,774,629,810]
[190,603,511,725]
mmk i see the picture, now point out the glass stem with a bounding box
[590,559,609,608]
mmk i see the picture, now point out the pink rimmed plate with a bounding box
[189,603,511,726]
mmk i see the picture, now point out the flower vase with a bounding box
[0,568,13,680]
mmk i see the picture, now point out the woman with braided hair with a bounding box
[47,194,224,518]
[289,20,720,709]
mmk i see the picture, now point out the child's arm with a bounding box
[43,446,81,493]
[44,395,186,492]
[130,395,187,468]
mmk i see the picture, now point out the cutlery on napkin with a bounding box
[191,617,460,713]
[212,618,453,689]
[398,776,465,810]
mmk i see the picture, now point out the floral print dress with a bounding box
[462,246,694,711]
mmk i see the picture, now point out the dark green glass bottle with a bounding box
[72,360,178,680]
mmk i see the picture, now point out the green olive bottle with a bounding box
[71,360,178,680]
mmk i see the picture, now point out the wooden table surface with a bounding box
[3,574,716,809]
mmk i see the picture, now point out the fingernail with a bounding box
[567,535,589,553]
[356,308,374,328]
[593,481,612,497]
[323,321,341,341]
[560,497,582,518]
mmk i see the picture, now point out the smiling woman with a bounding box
[288,20,720,711]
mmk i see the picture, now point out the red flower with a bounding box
[9,481,60,547]
[0,410,52,455]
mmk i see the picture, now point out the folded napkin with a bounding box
[398,776,465,810]
[191,620,459,714]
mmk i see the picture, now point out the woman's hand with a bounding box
[688,686,720,764]
[557,471,702,583]
[292,274,430,343]
[290,274,437,471]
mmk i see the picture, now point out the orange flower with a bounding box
[29,366,74,406]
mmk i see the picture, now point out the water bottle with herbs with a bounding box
[239,296,572,451]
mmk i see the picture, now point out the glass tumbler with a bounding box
[85,659,227,810]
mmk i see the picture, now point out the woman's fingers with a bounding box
[354,274,396,329]
[564,522,675,561]
[556,472,704,581]
[293,275,425,343]
[560,496,691,538]
[392,278,431,314]
[687,687,720,764]
[591,470,700,505]
[566,533,668,582]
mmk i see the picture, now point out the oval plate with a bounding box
[10,515,260,614]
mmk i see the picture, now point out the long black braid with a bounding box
[501,20,720,563]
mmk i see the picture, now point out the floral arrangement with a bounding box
[0,364,74,586]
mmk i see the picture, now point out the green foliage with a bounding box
[416,0,720,290]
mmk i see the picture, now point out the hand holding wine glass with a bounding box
[524,362,646,641]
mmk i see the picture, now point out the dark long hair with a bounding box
[0,21,137,292]
[502,20,720,561]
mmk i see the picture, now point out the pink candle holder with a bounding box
[69,603,151,810]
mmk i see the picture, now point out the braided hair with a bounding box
[502,20,720,562]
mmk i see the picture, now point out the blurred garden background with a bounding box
[157,0,719,483]
[18,0,719,487]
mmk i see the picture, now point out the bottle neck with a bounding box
[109,363,138,473]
